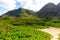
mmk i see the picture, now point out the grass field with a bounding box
[0,18,60,40]
[0,25,51,40]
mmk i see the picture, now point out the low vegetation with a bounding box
[0,25,51,40]
[0,15,60,40]
[0,17,52,40]
[45,18,60,28]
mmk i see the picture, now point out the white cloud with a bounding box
[17,0,60,11]
[0,0,16,15]
[47,0,60,4]
[0,0,60,11]
[0,0,16,10]
[0,0,60,15]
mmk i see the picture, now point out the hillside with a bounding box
[57,3,60,17]
[36,3,60,18]
[1,8,35,18]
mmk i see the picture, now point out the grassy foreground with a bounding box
[0,25,51,40]
[0,17,59,40]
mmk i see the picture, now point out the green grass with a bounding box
[1,18,60,40]
[0,13,60,40]
[46,22,60,28]
[24,25,49,29]
[0,26,51,40]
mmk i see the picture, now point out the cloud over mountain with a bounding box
[0,0,60,15]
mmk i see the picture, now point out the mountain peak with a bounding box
[44,3,56,7]
[36,3,57,18]
[46,3,55,5]
[57,3,60,6]
[1,8,35,18]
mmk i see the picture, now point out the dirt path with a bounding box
[37,27,60,40]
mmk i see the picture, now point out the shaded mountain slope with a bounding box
[36,3,58,18]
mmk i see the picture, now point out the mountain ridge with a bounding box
[1,8,35,18]
[36,3,60,18]
[1,3,60,18]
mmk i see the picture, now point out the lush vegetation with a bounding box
[0,25,51,40]
[1,16,60,40]
[0,11,60,40]
[45,18,60,28]
[0,17,52,40]
[1,7,60,28]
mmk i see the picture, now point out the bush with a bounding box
[10,18,46,26]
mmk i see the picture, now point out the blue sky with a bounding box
[0,0,60,15]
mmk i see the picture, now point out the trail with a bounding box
[37,27,60,40]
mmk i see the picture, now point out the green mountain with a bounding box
[1,8,35,18]
[1,3,60,19]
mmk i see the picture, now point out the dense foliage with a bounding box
[0,26,51,40]
[0,18,52,40]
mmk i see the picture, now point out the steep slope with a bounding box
[57,3,60,17]
[36,3,57,18]
[1,8,35,18]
